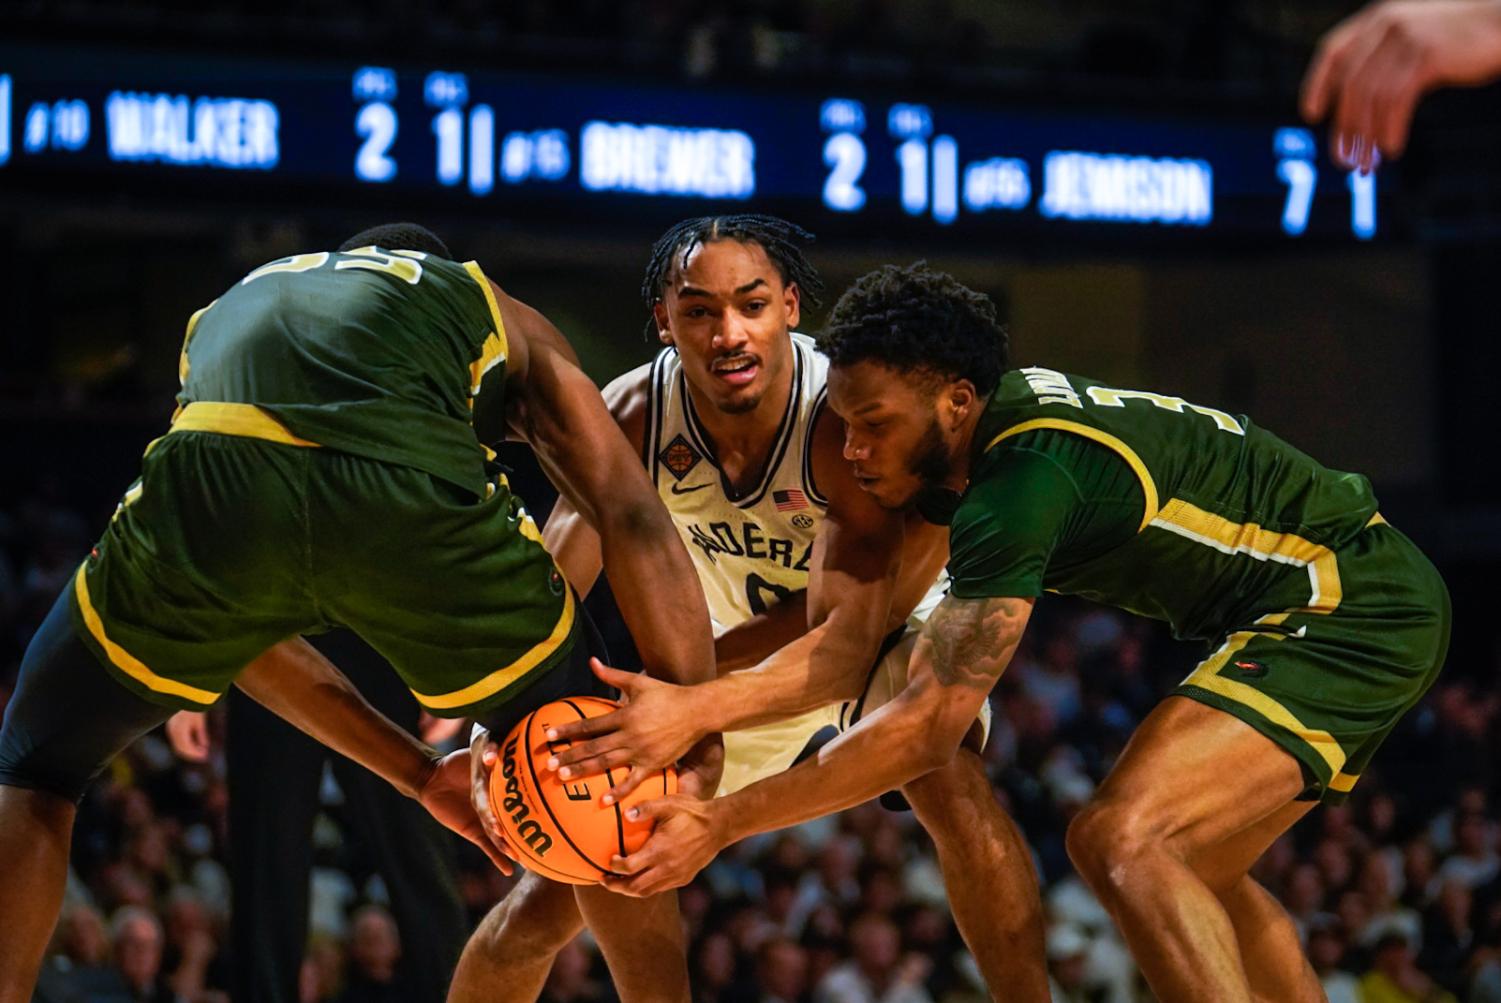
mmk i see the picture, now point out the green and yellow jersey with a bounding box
[75,247,575,717]
[174,246,507,498]
[945,366,1380,641]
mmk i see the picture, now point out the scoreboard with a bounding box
[0,42,1389,243]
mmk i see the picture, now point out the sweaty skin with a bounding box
[459,239,1049,1002]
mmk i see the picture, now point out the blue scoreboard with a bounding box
[0,42,1386,242]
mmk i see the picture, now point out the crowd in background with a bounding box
[3,478,1498,1003]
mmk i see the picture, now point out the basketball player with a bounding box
[557,263,1451,1003]
[0,223,714,1003]
[1301,0,1501,170]
[459,217,1049,1002]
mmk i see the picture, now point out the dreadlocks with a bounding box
[640,215,825,315]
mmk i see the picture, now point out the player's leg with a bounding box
[575,886,690,1003]
[0,590,179,1002]
[1184,800,1323,1003]
[448,873,583,1003]
[902,748,1049,1002]
[1064,695,1307,1003]
[856,629,1050,1000]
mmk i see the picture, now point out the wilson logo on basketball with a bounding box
[500,737,554,857]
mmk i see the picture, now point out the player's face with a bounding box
[655,239,799,415]
[828,360,957,510]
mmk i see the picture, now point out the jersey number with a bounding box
[1086,385,1244,435]
[745,573,794,616]
[240,246,427,286]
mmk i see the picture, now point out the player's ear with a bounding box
[783,281,801,330]
[653,302,673,346]
[943,380,977,428]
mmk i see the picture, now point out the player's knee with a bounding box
[903,752,988,826]
[1065,798,1164,890]
[471,874,582,961]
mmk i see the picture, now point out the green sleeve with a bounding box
[947,446,1083,599]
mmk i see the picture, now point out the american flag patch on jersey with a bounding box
[773,489,808,511]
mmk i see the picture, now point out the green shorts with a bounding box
[1176,518,1450,804]
[75,404,576,716]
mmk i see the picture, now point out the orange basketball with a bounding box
[489,696,677,885]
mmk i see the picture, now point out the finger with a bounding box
[472,779,505,844]
[620,796,674,823]
[589,657,639,691]
[608,842,661,875]
[601,765,653,806]
[550,744,634,779]
[1370,53,1426,158]
[474,833,516,876]
[1330,21,1400,168]
[1301,15,1364,123]
[545,710,623,744]
[601,871,662,898]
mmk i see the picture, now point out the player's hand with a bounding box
[544,658,710,800]
[165,711,211,763]
[468,729,512,859]
[601,794,728,897]
[676,734,725,801]
[419,746,515,876]
[1301,0,1501,169]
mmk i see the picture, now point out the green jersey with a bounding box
[945,366,1380,641]
[176,247,508,498]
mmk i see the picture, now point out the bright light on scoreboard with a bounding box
[0,44,1389,243]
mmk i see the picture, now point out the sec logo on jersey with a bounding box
[659,434,702,481]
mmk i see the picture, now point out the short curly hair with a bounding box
[819,263,1008,396]
[339,222,451,259]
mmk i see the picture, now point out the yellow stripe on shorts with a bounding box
[72,564,219,706]
[410,586,577,712]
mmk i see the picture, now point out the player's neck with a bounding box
[685,369,796,486]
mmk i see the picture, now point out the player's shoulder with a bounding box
[601,362,654,453]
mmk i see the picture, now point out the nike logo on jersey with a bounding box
[670,482,713,495]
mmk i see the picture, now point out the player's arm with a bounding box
[601,593,1033,896]
[688,409,949,720]
[545,415,949,782]
[597,446,1087,892]
[496,282,714,689]
[234,637,514,873]
[538,369,648,604]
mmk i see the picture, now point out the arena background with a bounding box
[2,2,1498,1001]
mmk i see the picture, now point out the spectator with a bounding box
[106,906,177,1003]
[754,938,811,1003]
[1439,813,1500,891]
[1359,932,1457,1003]
[337,906,401,1003]
[1044,924,1091,1003]
[1308,921,1361,1003]
[815,913,933,1003]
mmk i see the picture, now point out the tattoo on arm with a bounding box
[925,596,1030,690]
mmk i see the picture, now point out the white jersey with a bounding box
[645,332,831,630]
[640,334,952,794]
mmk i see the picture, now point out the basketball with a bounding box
[489,696,678,885]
